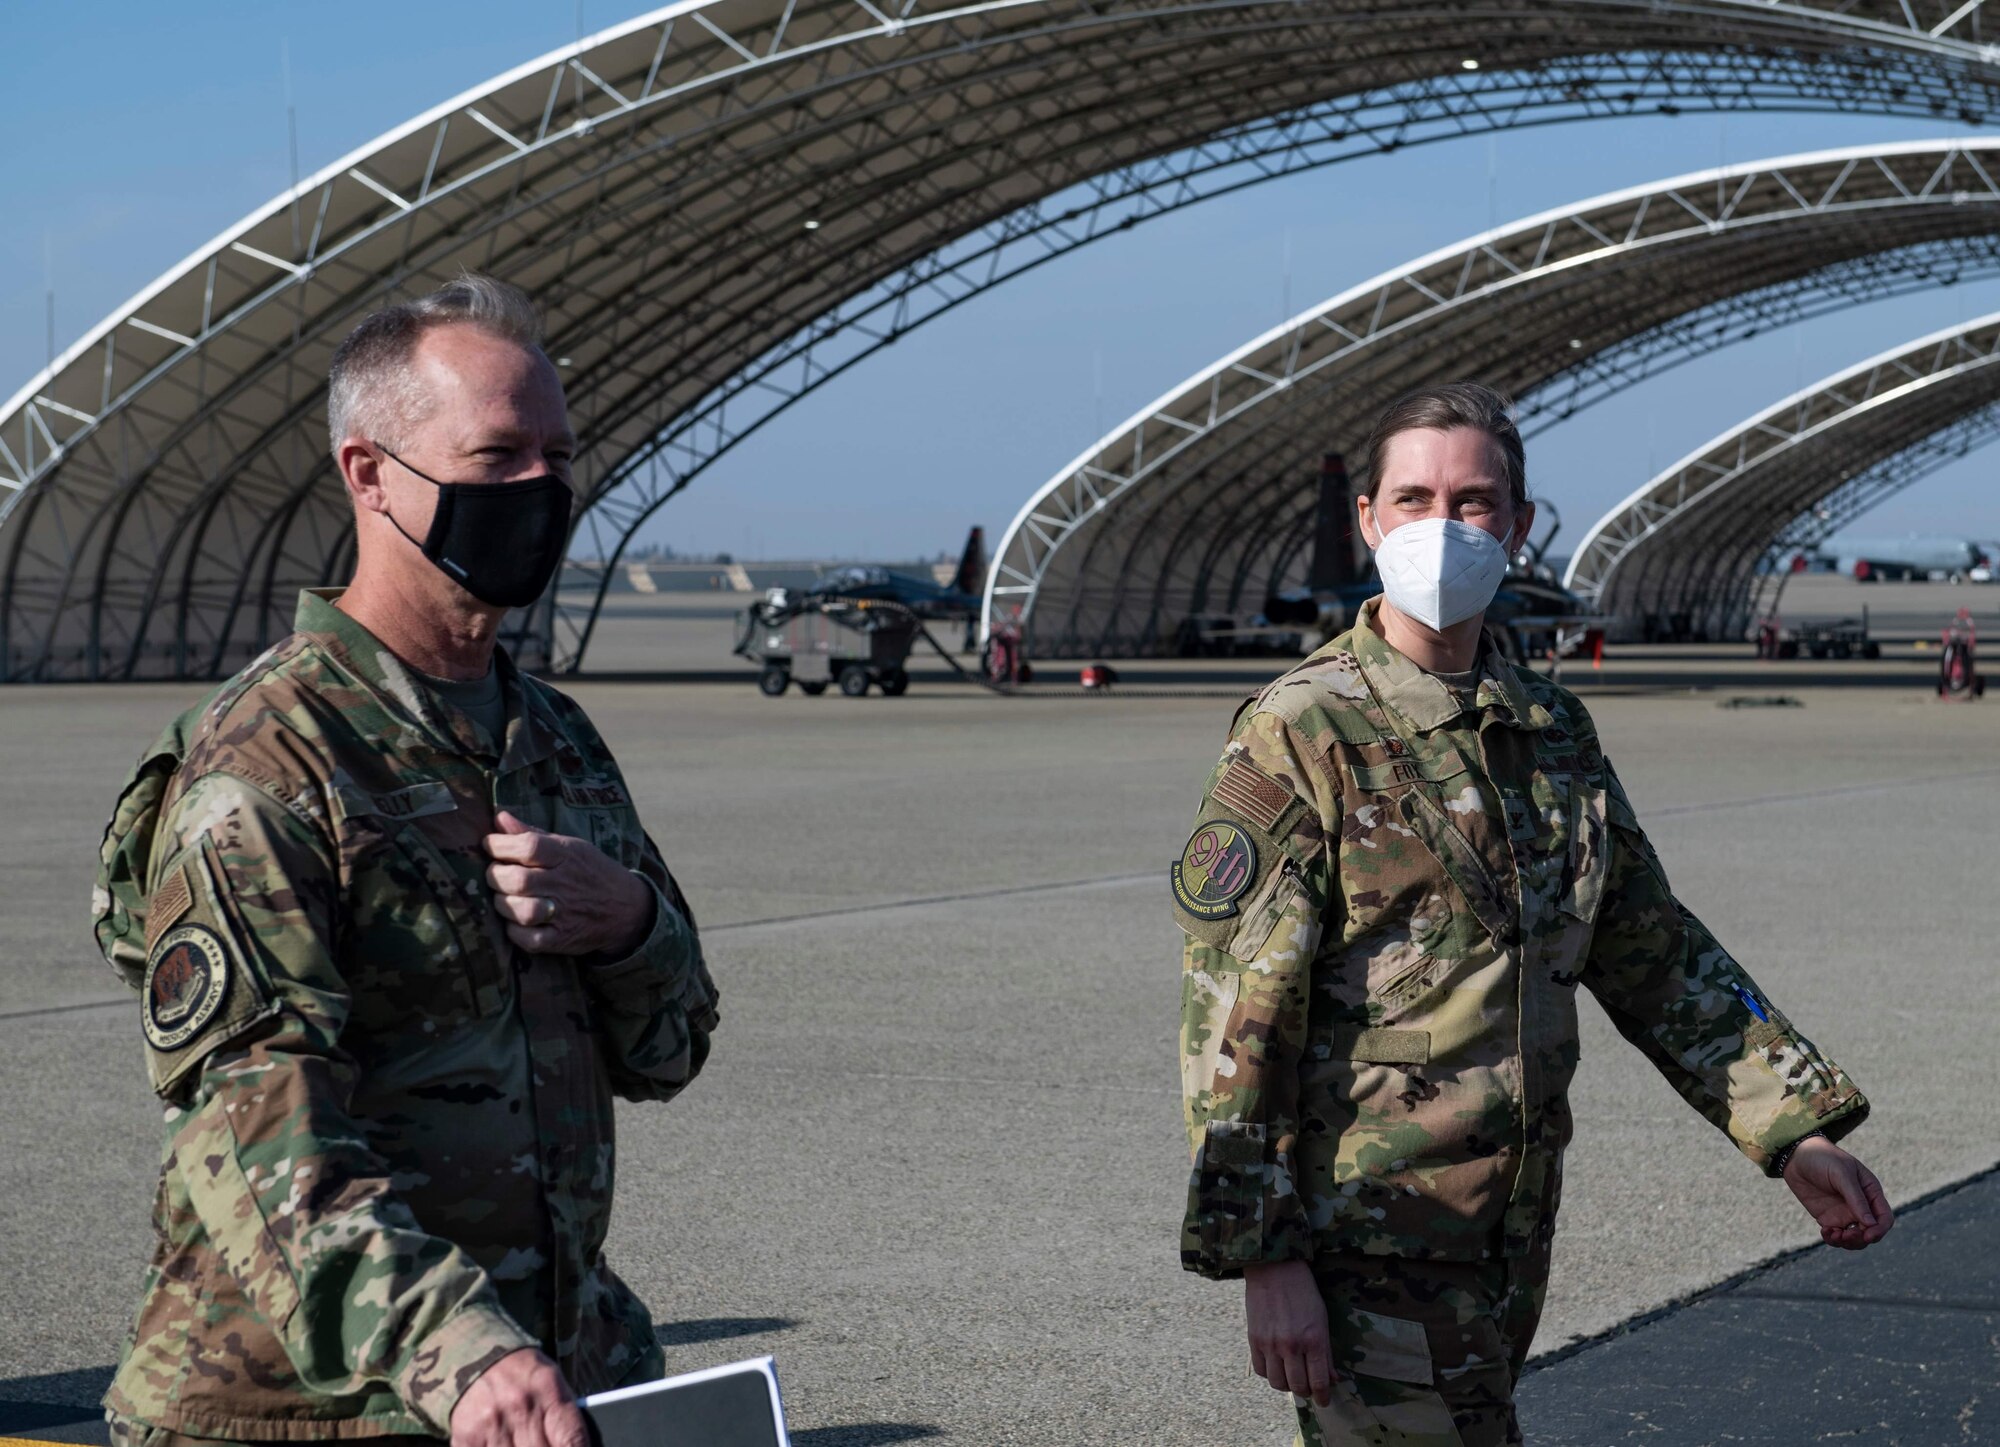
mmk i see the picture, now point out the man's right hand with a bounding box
[451,1348,588,1447]
[1244,1259,1335,1406]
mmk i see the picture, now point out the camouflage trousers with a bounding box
[109,1419,438,1447]
[1292,1236,1552,1447]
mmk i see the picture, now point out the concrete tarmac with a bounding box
[3,585,1997,1444]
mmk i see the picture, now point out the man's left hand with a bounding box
[484,810,652,956]
[1783,1137,1894,1250]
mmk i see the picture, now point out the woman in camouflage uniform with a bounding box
[1174,383,1891,1446]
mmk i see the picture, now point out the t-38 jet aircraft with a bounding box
[802,526,987,627]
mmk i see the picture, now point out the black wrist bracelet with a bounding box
[1770,1132,1821,1176]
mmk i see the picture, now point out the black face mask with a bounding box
[376,446,573,609]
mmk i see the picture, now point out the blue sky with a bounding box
[5,3,2000,561]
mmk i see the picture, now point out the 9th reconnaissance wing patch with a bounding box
[1210,753,1297,832]
[1173,821,1259,920]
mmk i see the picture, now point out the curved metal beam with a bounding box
[986,138,2000,655]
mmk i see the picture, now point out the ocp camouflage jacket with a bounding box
[1176,600,1867,1277]
[93,589,719,1439]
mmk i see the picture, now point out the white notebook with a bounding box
[580,1355,791,1447]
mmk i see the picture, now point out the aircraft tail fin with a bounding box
[952,526,987,596]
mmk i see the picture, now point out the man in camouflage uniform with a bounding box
[92,277,718,1447]
[1175,383,1892,1446]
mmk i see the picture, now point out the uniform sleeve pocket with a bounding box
[142,839,282,1099]
[1223,864,1308,963]
[1192,1120,1269,1255]
[1560,782,1611,925]
[1602,770,1672,888]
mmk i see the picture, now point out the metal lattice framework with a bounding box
[1565,311,2000,637]
[987,138,2000,656]
[13,3,2000,678]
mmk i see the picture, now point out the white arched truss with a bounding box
[11,1,2000,677]
[986,138,2000,656]
[1565,311,2000,638]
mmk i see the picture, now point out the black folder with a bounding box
[580,1355,790,1447]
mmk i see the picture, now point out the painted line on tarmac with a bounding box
[9,874,1161,1023]
[707,870,1156,935]
[2,995,128,1022]
[1647,765,2000,819]
[767,1064,1176,1097]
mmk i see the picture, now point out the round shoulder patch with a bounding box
[142,923,232,1052]
[1172,821,1260,920]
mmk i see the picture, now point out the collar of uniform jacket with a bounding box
[1350,597,1555,735]
[294,588,561,768]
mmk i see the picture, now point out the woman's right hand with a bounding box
[1244,1258,1335,1406]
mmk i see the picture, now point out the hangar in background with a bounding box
[11,2,2000,678]
[1566,311,2000,640]
[985,139,2000,656]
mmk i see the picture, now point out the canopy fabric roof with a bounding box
[986,138,2000,656]
[8,1,2000,678]
[1565,312,2000,637]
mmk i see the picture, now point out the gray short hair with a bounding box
[1364,381,1528,509]
[326,274,545,460]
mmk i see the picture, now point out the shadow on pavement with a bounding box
[0,1365,115,1440]
[1519,1163,2000,1445]
[654,1315,799,1347]
[791,1426,941,1445]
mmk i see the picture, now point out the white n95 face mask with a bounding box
[1371,517,1511,631]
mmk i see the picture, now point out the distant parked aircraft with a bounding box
[801,526,988,621]
[1821,536,1992,582]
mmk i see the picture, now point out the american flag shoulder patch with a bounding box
[1210,754,1297,832]
[145,863,194,953]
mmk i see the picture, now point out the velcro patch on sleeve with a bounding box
[140,842,279,1097]
[1210,754,1298,833]
[143,924,234,1052]
[144,861,194,954]
[1173,821,1260,921]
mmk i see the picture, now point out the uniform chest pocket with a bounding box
[554,775,642,869]
[344,824,508,1031]
[1364,889,1457,1010]
[1393,786,1517,949]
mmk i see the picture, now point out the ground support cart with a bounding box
[1755,609,1881,660]
[734,594,921,697]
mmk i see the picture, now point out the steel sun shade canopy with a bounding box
[11,1,2000,677]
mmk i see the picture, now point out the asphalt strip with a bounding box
[6,1165,1995,1445]
[13,764,1998,1027]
